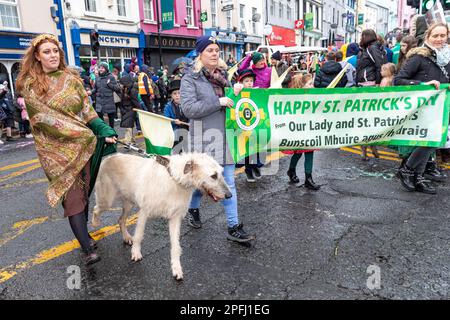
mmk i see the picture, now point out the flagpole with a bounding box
[134,108,190,126]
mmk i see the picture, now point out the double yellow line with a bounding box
[0,146,448,284]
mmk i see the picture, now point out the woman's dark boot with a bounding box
[414,174,437,194]
[398,165,416,191]
[82,250,101,266]
[287,169,300,183]
[304,173,320,190]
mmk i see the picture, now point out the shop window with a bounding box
[0,0,20,29]
[84,0,97,13]
[144,0,154,21]
[117,0,126,17]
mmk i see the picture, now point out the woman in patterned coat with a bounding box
[16,34,118,265]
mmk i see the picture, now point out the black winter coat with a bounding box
[92,72,121,114]
[119,75,140,128]
[394,46,450,86]
[314,61,348,88]
[356,41,387,85]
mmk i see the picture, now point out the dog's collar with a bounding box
[155,155,176,181]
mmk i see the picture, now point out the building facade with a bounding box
[322,0,347,48]
[140,0,202,69]
[60,0,144,72]
[398,0,416,32]
[365,1,389,37]
[201,0,247,61]
[295,0,324,47]
[266,0,297,47]
[0,0,60,93]
[237,0,264,53]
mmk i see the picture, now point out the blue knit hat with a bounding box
[195,35,220,54]
[346,43,360,57]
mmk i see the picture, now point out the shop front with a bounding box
[244,35,263,53]
[0,31,39,94]
[266,25,296,47]
[70,25,145,73]
[204,29,246,62]
[145,34,197,71]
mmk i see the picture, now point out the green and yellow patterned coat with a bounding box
[21,70,116,207]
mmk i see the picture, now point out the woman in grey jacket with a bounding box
[181,36,254,243]
[92,62,121,128]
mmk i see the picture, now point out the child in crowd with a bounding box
[360,63,396,160]
[380,62,396,87]
[283,74,320,190]
[164,79,189,153]
[233,69,261,182]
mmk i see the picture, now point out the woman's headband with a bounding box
[32,34,59,48]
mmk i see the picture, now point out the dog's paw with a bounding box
[173,271,184,281]
[172,265,183,281]
[122,235,133,246]
[131,248,143,262]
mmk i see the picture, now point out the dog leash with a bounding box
[116,140,153,158]
[116,140,171,169]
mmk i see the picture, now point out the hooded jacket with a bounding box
[356,41,387,85]
[314,60,348,88]
[239,54,272,88]
[394,46,450,86]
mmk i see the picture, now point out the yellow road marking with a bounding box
[340,147,401,162]
[0,210,134,284]
[0,153,285,284]
[1,178,47,190]
[0,163,42,184]
[0,217,50,247]
[0,148,447,284]
[0,159,40,172]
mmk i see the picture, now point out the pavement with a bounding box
[1,127,450,300]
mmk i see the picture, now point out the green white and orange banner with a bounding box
[226,85,450,163]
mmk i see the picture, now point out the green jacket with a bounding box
[88,117,117,196]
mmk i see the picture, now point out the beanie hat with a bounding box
[271,51,282,61]
[346,43,360,57]
[252,52,264,64]
[195,35,220,54]
[237,69,256,82]
[99,62,109,71]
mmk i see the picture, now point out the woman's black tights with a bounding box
[68,210,91,254]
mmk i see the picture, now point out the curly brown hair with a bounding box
[16,34,76,97]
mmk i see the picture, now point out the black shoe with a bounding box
[245,168,256,182]
[304,173,320,190]
[6,136,17,142]
[253,167,262,179]
[398,166,416,191]
[227,223,255,243]
[415,174,437,194]
[287,169,300,183]
[396,158,408,178]
[424,161,447,182]
[89,236,98,250]
[82,251,101,266]
[188,208,202,229]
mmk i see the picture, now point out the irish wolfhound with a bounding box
[92,152,232,280]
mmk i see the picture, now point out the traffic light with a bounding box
[90,30,100,54]
[422,0,436,12]
[407,0,421,9]
[443,0,450,10]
